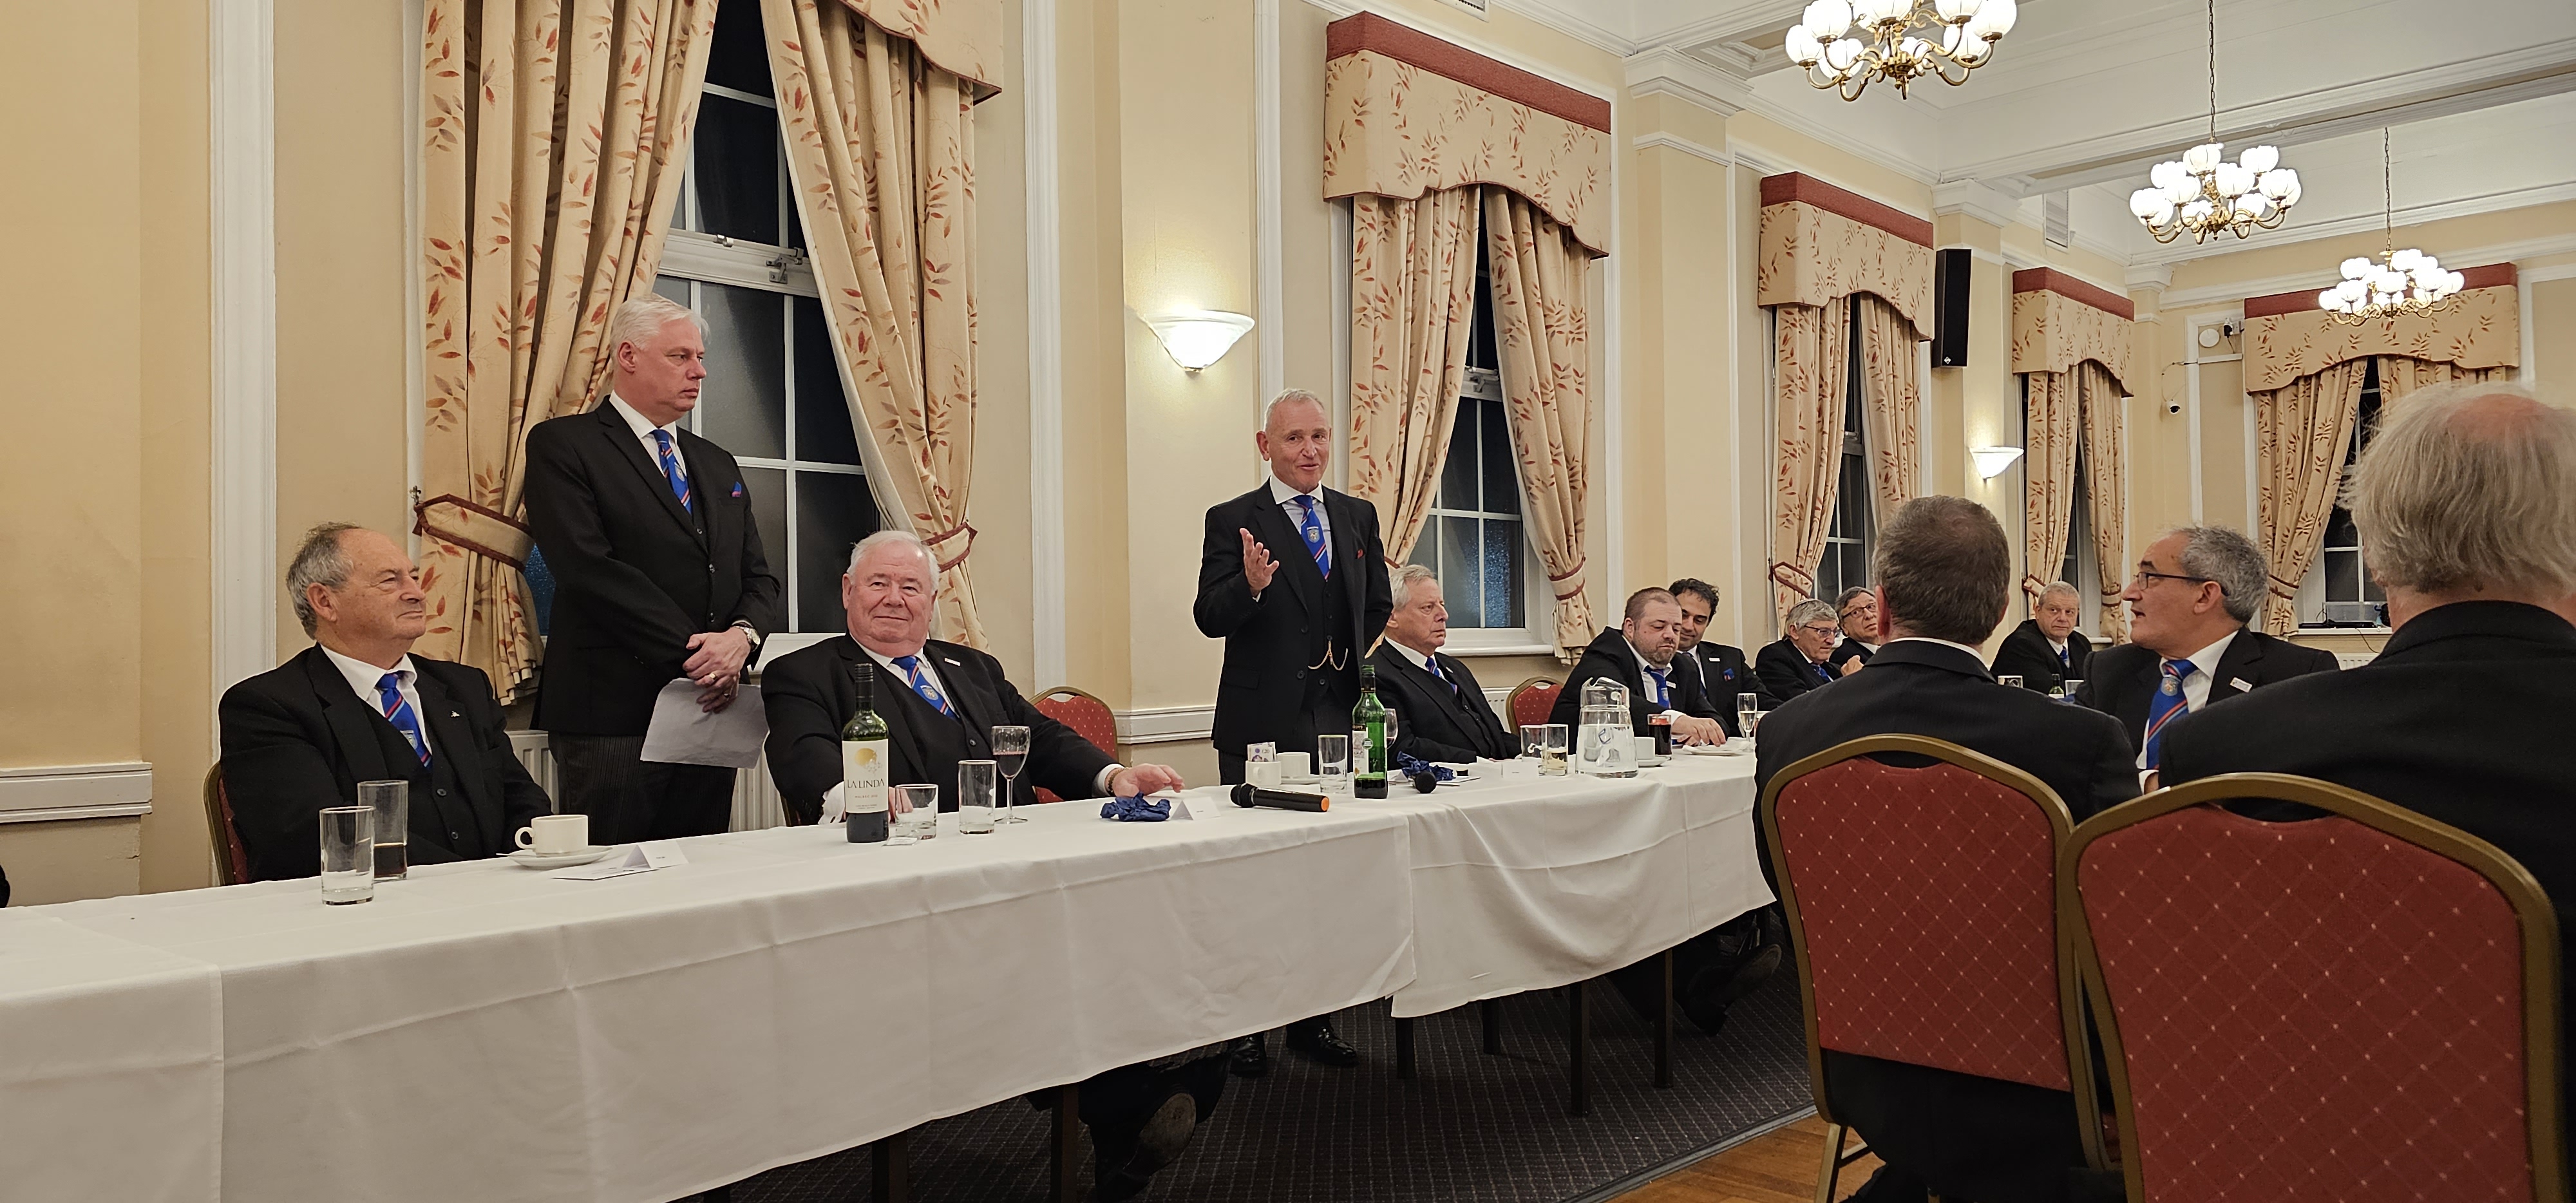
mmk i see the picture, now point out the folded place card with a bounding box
[553,842,688,881]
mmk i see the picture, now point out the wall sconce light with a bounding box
[1144,310,1256,372]
[1971,446,2025,480]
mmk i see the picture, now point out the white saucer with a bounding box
[1280,775,1321,787]
[508,846,612,869]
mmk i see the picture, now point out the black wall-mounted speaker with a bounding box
[1933,247,1971,368]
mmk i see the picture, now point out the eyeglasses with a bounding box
[1797,623,1840,637]
[2131,569,2220,591]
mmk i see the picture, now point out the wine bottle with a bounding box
[1353,664,1388,798]
[843,662,891,842]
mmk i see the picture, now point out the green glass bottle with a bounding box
[1353,664,1389,798]
[843,662,891,842]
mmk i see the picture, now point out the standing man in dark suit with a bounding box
[1991,580,2093,693]
[1368,564,1518,763]
[2074,524,2338,781]
[1548,588,1729,744]
[221,524,552,880]
[1193,388,1393,1074]
[1669,578,1768,735]
[2158,384,2576,1133]
[1756,599,1844,704]
[1757,497,2139,1203]
[1828,585,1879,676]
[524,295,784,845]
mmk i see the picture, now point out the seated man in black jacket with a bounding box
[219,524,553,881]
[1756,497,2138,1203]
[1991,580,2094,694]
[1669,578,1768,735]
[1828,585,1879,676]
[1548,587,1728,745]
[762,531,1212,1202]
[1368,564,1517,763]
[1756,598,1844,704]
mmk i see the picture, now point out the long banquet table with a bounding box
[1,751,1764,1203]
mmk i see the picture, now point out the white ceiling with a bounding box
[1497,0,2576,266]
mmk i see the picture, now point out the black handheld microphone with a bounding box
[1228,782,1331,812]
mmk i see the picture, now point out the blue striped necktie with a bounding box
[375,672,432,767]
[892,655,956,718]
[1294,495,1331,577]
[652,429,692,512]
[2141,659,2196,770]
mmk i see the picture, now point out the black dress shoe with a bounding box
[1229,1032,1268,1078]
[1094,1092,1202,1202]
[1284,1021,1361,1068]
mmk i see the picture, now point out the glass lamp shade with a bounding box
[1786,23,1825,65]
[2166,178,2199,205]
[1898,34,1935,60]
[1144,310,1256,371]
[2257,169,2295,200]
[2341,257,2373,278]
[1966,0,2016,37]
[2240,145,2280,174]
[2389,247,2425,270]
[2130,188,2168,220]
[2339,279,2368,302]
[2183,142,2224,173]
[2234,194,2271,220]
[2149,160,2184,190]
[1938,0,1983,20]
[1804,0,1854,36]
[2445,270,2467,293]
[2214,163,2253,198]
[2181,198,2215,222]
[2318,288,2344,311]
[1855,0,1911,25]
[1824,37,1864,71]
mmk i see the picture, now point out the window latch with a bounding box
[764,249,806,284]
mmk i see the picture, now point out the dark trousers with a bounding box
[553,734,737,844]
[1608,906,1781,1021]
[1079,1052,1230,1153]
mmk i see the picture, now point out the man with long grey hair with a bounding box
[2161,384,2576,1134]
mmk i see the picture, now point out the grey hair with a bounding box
[2349,381,2576,597]
[1785,598,1838,633]
[286,522,363,636]
[2037,580,2081,606]
[847,529,940,596]
[1874,496,2011,645]
[1262,388,1329,430]
[2166,524,2268,625]
[608,293,707,357]
[1389,561,1439,601]
[1833,585,1875,613]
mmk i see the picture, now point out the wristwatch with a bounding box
[730,620,761,650]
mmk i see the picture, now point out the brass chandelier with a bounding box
[2126,0,2302,244]
[2318,129,2464,325]
[1783,0,2019,102]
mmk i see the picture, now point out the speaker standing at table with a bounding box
[1669,577,1769,735]
[1193,388,1394,1076]
[523,295,783,845]
[1990,580,2093,694]
[1368,564,1518,764]
[220,524,553,882]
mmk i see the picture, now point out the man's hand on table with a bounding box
[1112,764,1189,796]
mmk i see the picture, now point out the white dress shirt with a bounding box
[1383,639,1439,674]
[606,394,688,490]
[1886,636,1989,663]
[819,641,1123,820]
[1624,641,1689,717]
[319,645,434,757]
[2133,629,2239,771]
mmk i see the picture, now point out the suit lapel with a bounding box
[674,431,718,551]
[303,650,393,790]
[928,643,997,739]
[413,672,485,811]
[596,405,702,541]
[1249,493,1323,618]
[2213,631,2265,700]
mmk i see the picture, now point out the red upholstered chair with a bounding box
[1031,687,1119,804]
[1759,734,2101,1200]
[1505,677,1560,734]
[2063,774,2565,1203]
[203,763,251,886]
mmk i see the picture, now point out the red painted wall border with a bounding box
[2012,267,2135,321]
[2245,262,2518,318]
[1325,13,1611,133]
[1757,173,1934,247]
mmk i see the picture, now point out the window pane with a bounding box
[793,297,862,466]
[2324,549,2359,602]
[704,1,773,97]
[653,275,690,306]
[741,464,788,623]
[795,471,880,634]
[1439,405,1479,510]
[2322,505,2356,549]
[1479,399,1520,515]
[1408,524,1439,577]
[1440,514,1481,627]
[696,284,786,460]
[1485,518,1524,629]
[693,94,782,246]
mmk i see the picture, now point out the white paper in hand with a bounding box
[640,678,767,768]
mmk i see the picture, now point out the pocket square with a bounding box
[730,481,745,498]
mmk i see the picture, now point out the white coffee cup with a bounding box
[1247,761,1284,789]
[1278,752,1313,780]
[516,813,589,855]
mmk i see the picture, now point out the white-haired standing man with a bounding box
[524,294,784,844]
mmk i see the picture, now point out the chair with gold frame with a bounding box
[1759,734,2104,1203]
[2062,773,2565,1203]
[202,763,252,886]
[1029,685,1120,804]
[1504,676,1561,734]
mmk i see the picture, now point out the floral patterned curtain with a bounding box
[2076,361,2128,643]
[2020,370,2078,603]
[1484,188,1596,661]
[1855,292,1923,526]
[2253,359,2370,632]
[764,0,987,646]
[1770,296,1854,621]
[1349,187,1483,562]
[2377,355,2508,405]
[413,0,717,702]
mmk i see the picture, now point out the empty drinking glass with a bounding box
[358,780,408,880]
[991,725,1030,824]
[889,784,940,845]
[319,806,374,905]
[958,760,998,834]
[1317,734,1351,797]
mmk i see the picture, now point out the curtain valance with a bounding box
[831,0,1001,97]
[1756,173,1934,338]
[1322,13,1610,257]
[2242,263,2518,393]
[2011,267,2135,393]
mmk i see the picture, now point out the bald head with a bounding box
[2351,382,2576,620]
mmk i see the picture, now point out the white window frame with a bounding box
[2293,362,2387,630]
[1425,365,1553,655]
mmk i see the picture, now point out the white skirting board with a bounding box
[504,732,786,832]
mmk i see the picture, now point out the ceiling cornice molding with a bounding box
[1301,0,1622,99]
[1734,91,1942,190]
[2125,263,2174,293]
[1490,0,1640,59]
[2134,180,2576,267]
[1932,179,2023,230]
[1626,46,1754,118]
[2157,231,2576,310]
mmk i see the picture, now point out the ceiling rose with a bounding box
[1783,0,2018,102]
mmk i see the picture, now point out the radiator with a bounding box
[504,730,786,831]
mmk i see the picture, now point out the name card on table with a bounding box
[553,842,689,881]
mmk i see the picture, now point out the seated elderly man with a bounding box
[1756,598,1844,704]
[1548,587,1728,744]
[762,531,1213,1201]
[2159,382,2576,1132]
[1827,585,1879,676]
[1991,580,2094,694]
[1368,564,1518,763]
[1756,497,2138,1203]
[219,524,552,881]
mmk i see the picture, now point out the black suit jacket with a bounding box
[1990,620,2093,694]
[219,647,553,882]
[1827,639,1875,675]
[1547,627,1722,733]
[1756,636,1840,705]
[1193,482,1393,757]
[1369,644,1517,763]
[2159,602,2576,1134]
[762,636,1116,826]
[2074,627,2340,755]
[524,403,784,735]
[1677,641,1768,736]
[1754,640,2139,1203]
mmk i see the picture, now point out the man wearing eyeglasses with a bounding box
[1756,598,1846,704]
[1828,587,1879,676]
[2074,525,2338,784]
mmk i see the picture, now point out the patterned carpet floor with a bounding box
[733,972,1811,1203]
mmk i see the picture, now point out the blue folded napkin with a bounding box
[1392,753,1459,782]
[1099,795,1171,822]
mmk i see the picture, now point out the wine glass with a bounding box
[992,725,1031,824]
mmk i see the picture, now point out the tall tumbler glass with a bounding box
[319,806,375,905]
[990,726,1030,824]
[1316,734,1351,797]
[1539,724,1571,776]
[958,760,998,834]
[889,784,940,845]
[358,780,408,880]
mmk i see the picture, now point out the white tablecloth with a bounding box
[0,911,224,1203]
[1378,752,1770,1017]
[33,797,1415,1203]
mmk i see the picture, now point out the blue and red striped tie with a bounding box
[2141,659,2195,770]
